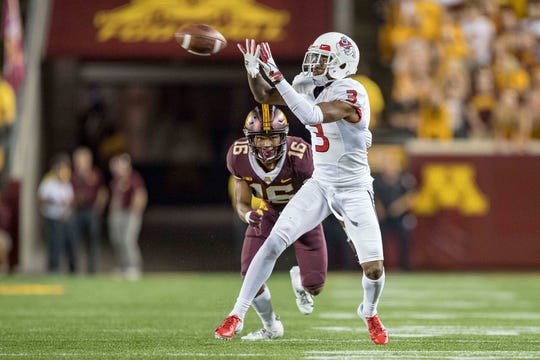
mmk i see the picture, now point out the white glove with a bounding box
[257,42,283,83]
[237,39,260,78]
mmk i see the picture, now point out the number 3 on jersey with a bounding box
[310,124,329,152]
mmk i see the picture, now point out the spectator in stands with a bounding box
[373,149,416,271]
[492,44,530,95]
[388,38,435,136]
[38,153,78,274]
[71,146,108,274]
[467,66,497,138]
[495,4,537,71]
[436,7,471,63]
[108,153,147,281]
[530,65,540,90]
[417,86,453,140]
[379,0,444,64]
[439,58,471,137]
[524,88,540,140]
[521,0,540,65]
[493,88,529,151]
[459,1,496,68]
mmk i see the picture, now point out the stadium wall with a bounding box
[403,140,540,270]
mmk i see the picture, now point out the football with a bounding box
[174,24,227,56]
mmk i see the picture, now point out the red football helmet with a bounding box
[243,104,289,164]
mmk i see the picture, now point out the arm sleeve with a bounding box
[275,80,324,125]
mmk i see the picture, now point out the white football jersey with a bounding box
[292,74,373,188]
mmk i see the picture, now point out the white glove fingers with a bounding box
[257,58,270,70]
[237,43,246,54]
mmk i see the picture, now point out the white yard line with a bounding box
[313,325,540,336]
[304,350,540,360]
[318,312,540,320]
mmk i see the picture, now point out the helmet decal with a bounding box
[338,36,355,56]
[262,103,271,131]
[319,44,331,51]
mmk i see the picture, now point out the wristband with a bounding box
[244,211,252,223]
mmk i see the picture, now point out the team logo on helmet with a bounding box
[338,36,355,56]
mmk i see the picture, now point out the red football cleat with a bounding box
[365,313,389,345]
[358,305,388,345]
[214,315,242,340]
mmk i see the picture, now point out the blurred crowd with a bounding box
[377,0,540,151]
[36,148,147,279]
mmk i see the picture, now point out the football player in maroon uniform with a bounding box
[225,104,327,340]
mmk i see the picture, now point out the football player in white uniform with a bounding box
[215,33,388,345]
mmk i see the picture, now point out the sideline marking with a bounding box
[0,284,64,295]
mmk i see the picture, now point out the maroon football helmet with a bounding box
[243,104,289,164]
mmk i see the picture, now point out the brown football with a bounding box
[174,24,227,56]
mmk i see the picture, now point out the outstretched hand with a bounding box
[237,39,260,78]
[258,42,283,83]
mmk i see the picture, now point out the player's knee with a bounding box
[302,272,325,295]
[362,261,384,280]
[261,235,287,260]
[273,224,297,246]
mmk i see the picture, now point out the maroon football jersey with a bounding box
[226,136,313,212]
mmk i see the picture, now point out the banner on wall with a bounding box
[408,153,540,270]
[46,0,332,59]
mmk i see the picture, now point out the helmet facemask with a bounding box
[302,50,338,86]
[248,132,287,164]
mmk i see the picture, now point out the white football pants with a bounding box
[232,178,383,318]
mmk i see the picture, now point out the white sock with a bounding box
[361,270,385,317]
[251,286,275,328]
[231,235,287,319]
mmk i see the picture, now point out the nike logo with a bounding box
[281,178,291,183]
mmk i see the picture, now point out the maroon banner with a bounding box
[47,0,332,60]
[407,152,540,270]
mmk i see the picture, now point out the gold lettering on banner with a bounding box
[94,0,290,43]
[414,164,489,215]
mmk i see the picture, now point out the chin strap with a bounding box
[275,80,324,125]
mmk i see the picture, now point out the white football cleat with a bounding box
[289,266,314,315]
[241,315,284,341]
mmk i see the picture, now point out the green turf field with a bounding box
[0,272,539,359]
